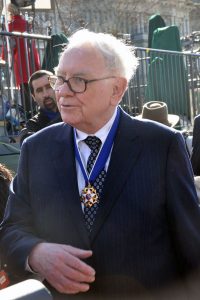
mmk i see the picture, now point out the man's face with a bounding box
[32,75,57,112]
[55,46,125,133]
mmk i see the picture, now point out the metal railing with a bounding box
[1,36,200,140]
[0,31,51,142]
[121,47,200,130]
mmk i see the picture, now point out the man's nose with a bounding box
[43,88,50,97]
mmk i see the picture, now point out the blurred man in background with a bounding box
[19,70,61,145]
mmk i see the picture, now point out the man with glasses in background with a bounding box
[19,70,61,145]
[2,29,200,300]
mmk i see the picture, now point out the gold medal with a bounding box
[81,183,99,207]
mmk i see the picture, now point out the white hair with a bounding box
[64,29,139,82]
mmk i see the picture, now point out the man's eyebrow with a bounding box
[35,87,43,92]
[56,72,88,78]
[45,83,51,87]
[73,72,88,77]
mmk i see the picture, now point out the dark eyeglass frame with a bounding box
[48,75,116,94]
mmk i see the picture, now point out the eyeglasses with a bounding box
[48,75,116,93]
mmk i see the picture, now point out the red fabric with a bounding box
[3,15,40,86]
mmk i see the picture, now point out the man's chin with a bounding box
[61,116,75,126]
[44,104,57,111]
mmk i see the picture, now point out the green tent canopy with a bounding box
[148,14,166,48]
[42,33,68,73]
[145,26,190,119]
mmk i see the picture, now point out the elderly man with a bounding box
[1,29,200,300]
[19,70,61,144]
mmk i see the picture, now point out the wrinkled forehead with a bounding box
[57,45,107,76]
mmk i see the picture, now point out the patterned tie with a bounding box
[83,136,106,232]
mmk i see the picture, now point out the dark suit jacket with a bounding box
[1,109,200,300]
[191,114,200,175]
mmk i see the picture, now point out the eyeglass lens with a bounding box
[49,76,85,93]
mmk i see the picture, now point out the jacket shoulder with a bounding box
[24,122,69,143]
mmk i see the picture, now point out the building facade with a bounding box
[0,0,199,46]
[10,0,198,47]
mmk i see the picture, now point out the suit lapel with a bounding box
[90,111,142,241]
[49,114,143,244]
[52,124,90,247]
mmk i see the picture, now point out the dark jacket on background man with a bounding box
[19,108,62,145]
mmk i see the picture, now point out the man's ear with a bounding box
[111,77,128,105]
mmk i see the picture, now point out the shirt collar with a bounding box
[75,108,117,145]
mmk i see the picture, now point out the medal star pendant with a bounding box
[81,183,99,207]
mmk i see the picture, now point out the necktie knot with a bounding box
[84,136,101,174]
[84,136,102,152]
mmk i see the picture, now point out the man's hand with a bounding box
[28,243,95,294]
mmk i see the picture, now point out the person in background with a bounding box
[19,70,62,145]
[1,3,40,116]
[0,163,12,222]
[137,101,194,156]
[0,163,13,289]
[191,114,200,175]
[1,29,200,300]
[136,101,179,128]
